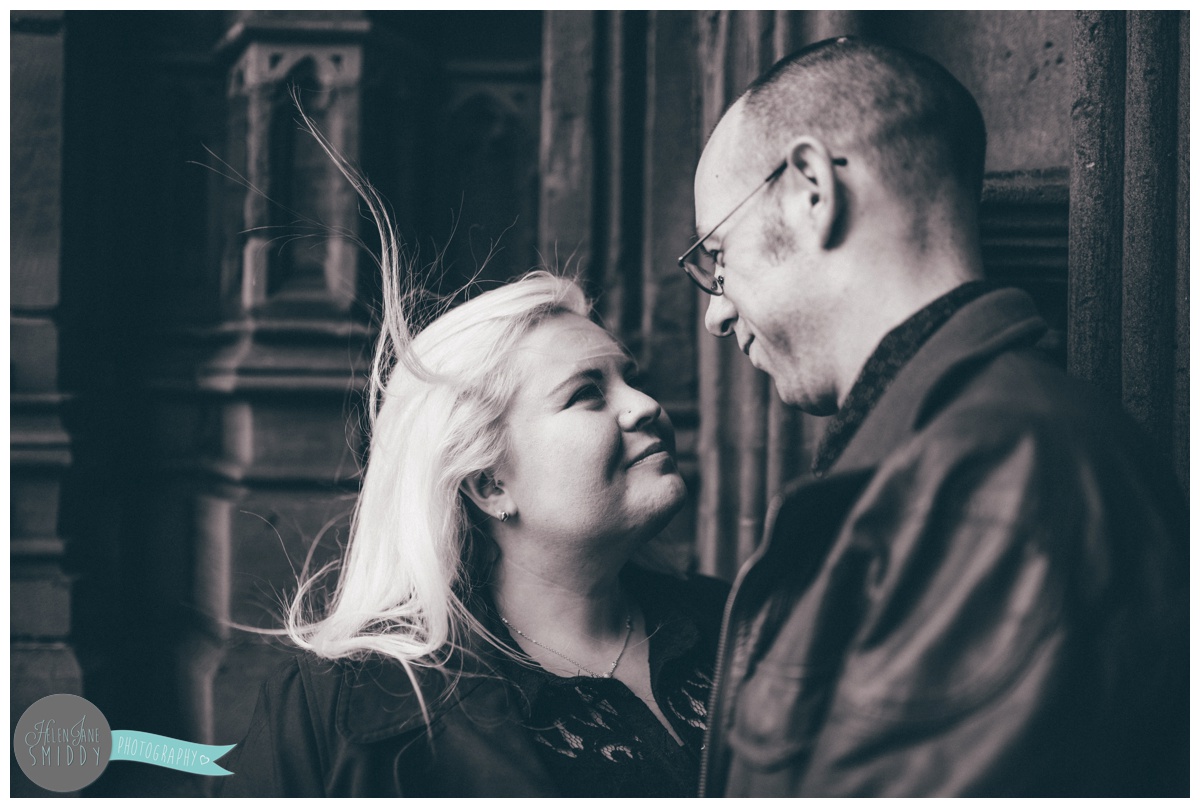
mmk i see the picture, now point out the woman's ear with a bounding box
[784,136,839,248]
[461,471,516,523]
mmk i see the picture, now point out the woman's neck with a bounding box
[491,555,629,653]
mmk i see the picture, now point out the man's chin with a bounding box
[775,382,838,416]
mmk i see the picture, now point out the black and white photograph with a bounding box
[10,9,1190,798]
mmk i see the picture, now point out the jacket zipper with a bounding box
[698,484,800,796]
[696,596,729,794]
[697,557,756,796]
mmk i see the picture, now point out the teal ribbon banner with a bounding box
[110,730,235,776]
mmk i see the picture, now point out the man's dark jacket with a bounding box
[702,288,1189,797]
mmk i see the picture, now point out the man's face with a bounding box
[693,103,839,414]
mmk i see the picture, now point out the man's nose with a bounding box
[704,293,737,337]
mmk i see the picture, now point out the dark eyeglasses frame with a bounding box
[678,156,847,295]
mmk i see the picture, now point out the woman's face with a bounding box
[495,313,686,556]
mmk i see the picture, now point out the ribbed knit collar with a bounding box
[812,281,995,477]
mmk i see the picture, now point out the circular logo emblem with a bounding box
[13,694,112,792]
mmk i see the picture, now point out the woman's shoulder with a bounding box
[217,655,348,797]
[223,652,522,796]
[254,651,442,743]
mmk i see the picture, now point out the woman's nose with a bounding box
[704,293,737,337]
[617,388,662,431]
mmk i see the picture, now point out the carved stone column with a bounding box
[182,11,378,753]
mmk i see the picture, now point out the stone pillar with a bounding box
[539,12,601,293]
[11,9,81,798]
[1122,12,1182,472]
[641,11,702,558]
[1069,12,1126,398]
[539,11,705,568]
[692,11,869,578]
[182,10,377,757]
[1174,13,1189,492]
[1070,10,1188,486]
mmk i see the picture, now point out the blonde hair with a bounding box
[282,108,591,712]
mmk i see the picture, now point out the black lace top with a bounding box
[482,569,729,798]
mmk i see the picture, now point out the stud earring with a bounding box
[499,511,510,522]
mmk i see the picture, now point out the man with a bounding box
[685,38,1188,797]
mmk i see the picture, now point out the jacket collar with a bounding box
[751,289,1047,582]
[832,287,1048,475]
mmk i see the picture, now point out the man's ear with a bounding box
[461,471,515,522]
[785,136,839,248]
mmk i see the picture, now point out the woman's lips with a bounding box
[627,440,670,467]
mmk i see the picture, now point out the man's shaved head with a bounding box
[741,37,987,206]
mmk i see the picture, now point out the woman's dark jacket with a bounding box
[218,570,728,797]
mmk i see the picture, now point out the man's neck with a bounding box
[834,260,982,409]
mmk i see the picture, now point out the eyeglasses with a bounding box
[678,156,847,295]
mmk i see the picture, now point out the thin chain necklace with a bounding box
[500,611,634,679]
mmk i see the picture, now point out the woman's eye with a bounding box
[567,383,605,407]
[622,366,645,391]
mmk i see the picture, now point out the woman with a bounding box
[219,125,727,797]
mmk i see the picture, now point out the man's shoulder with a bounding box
[920,347,1141,462]
[881,287,1115,450]
[883,347,1184,529]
